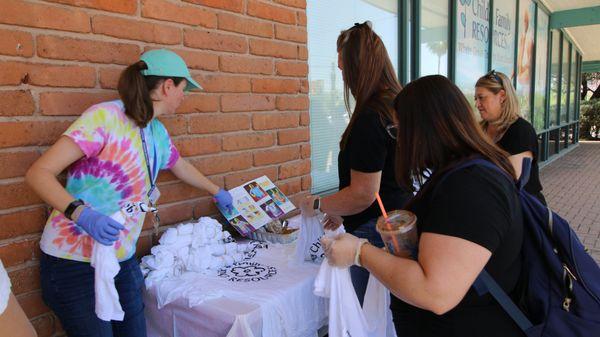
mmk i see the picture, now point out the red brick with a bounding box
[247,0,296,24]
[300,111,309,125]
[275,24,307,43]
[142,0,217,28]
[0,181,43,210]
[301,143,310,158]
[159,197,217,225]
[171,49,219,71]
[157,170,177,184]
[175,94,218,113]
[159,181,209,204]
[298,45,308,60]
[276,95,309,110]
[275,61,308,77]
[99,67,123,89]
[0,28,33,57]
[190,152,253,175]
[30,313,60,337]
[0,61,96,88]
[0,121,71,148]
[189,113,250,134]
[250,39,297,59]
[278,128,309,145]
[9,265,41,295]
[0,207,47,240]
[273,0,306,8]
[200,74,251,93]
[184,29,247,53]
[279,159,310,179]
[0,0,90,33]
[300,79,309,93]
[92,15,181,44]
[301,175,311,190]
[173,136,221,157]
[158,115,188,136]
[0,150,41,179]
[136,233,153,258]
[252,78,301,94]
[183,0,243,13]
[17,291,50,318]
[297,11,307,26]
[0,238,40,268]
[218,13,273,38]
[278,177,302,195]
[222,132,275,151]
[220,55,273,75]
[45,0,137,14]
[37,35,140,65]
[221,94,275,112]
[253,146,300,165]
[252,112,299,130]
[40,92,118,116]
[224,166,278,189]
[0,90,35,116]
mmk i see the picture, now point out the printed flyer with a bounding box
[216,176,296,236]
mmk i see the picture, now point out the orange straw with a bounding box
[375,193,400,254]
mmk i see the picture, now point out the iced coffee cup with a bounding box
[375,210,417,258]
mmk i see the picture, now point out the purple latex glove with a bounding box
[214,188,234,211]
[76,207,125,246]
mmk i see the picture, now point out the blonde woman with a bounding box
[475,70,546,204]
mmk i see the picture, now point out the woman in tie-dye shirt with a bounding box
[26,49,233,337]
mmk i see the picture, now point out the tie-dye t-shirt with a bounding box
[40,100,180,262]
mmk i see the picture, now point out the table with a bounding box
[143,243,328,337]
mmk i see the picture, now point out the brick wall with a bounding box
[0,0,310,335]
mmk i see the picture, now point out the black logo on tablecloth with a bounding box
[243,240,269,260]
[218,261,277,282]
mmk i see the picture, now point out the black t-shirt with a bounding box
[391,165,525,337]
[337,108,412,232]
[497,117,546,204]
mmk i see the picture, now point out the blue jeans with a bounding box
[350,218,385,305]
[40,252,147,337]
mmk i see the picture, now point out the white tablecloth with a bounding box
[143,243,328,337]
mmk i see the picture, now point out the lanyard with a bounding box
[140,125,158,198]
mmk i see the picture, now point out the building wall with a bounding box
[0,1,309,335]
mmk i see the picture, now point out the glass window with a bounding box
[456,0,490,107]
[307,0,398,194]
[516,0,535,121]
[420,0,448,76]
[491,0,516,77]
[560,39,569,124]
[549,30,560,128]
[533,8,549,131]
[569,47,577,122]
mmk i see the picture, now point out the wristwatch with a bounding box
[64,199,85,220]
[312,197,321,212]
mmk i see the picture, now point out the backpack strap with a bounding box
[478,270,533,331]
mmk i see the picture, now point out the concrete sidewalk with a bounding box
[540,141,600,264]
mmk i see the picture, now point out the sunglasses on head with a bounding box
[486,70,503,86]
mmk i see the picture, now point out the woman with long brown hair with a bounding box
[300,21,412,304]
[322,75,525,336]
[26,49,232,337]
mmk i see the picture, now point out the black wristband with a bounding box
[64,199,85,220]
[312,197,321,211]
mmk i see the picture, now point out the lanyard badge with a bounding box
[140,126,161,233]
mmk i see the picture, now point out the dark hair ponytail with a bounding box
[117,61,185,128]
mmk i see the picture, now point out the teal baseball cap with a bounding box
[140,49,202,91]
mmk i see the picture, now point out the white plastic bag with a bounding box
[293,213,325,264]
